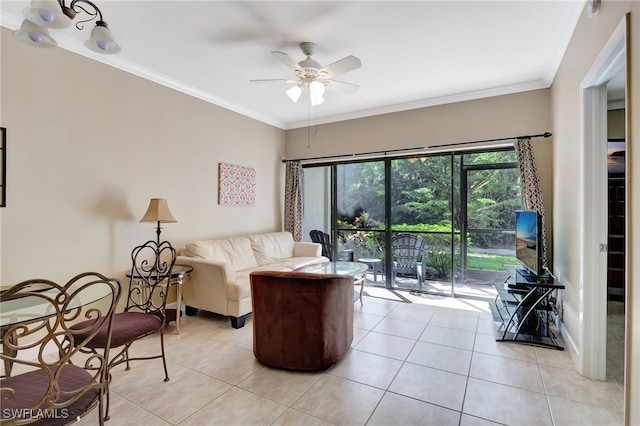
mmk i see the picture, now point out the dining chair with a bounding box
[0,272,121,425]
[72,239,177,420]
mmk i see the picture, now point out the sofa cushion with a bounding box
[185,240,215,259]
[186,237,258,271]
[269,257,328,271]
[249,232,295,266]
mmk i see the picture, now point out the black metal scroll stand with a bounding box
[492,268,565,350]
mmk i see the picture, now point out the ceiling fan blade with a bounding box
[271,51,303,72]
[320,55,361,78]
[250,79,298,84]
[324,79,360,93]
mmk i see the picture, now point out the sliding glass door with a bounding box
[302,148,521,299]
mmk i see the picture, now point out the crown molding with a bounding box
[285,80,550,130]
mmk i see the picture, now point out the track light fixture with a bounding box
[13,0,120,54]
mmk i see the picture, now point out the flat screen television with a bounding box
[515,210,543,278]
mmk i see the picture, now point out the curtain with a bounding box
[514,137,548,268]
[284,161,303,241]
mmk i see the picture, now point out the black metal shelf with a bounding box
[491,270,565,350]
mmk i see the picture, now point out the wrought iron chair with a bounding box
[310,230,334,260]
[72,240,176,420]
[0,272,121,425]
[390,233,427,289]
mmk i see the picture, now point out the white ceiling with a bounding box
[1,1,586,130]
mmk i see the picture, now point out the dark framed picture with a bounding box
[1,127,5,207]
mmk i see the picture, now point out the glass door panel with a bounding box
[336,161,387,282]
[455,152,521,299]
[302,166,332,243]
[390,155,454,295]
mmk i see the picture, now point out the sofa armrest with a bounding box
[176,255,238,314]
[177,256,237,282]
[293,242,322,257]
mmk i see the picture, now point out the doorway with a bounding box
[579,16,627,387]
[605,72,626,387]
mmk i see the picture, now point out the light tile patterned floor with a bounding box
[81,288,624,426]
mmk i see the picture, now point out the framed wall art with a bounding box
[218,162,256,207]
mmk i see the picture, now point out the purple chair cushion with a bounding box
[72,311,163,349]
[0,364,100,425]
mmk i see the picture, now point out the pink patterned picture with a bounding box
[218,163,256,206]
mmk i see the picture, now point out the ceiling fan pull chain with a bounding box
[307,101,311,148]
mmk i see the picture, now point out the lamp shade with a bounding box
[84,21,121,54]
[23,0,71,29]
[14,19,57,48]
[140,199,177,223]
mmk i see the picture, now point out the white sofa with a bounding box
[177,231,328,328]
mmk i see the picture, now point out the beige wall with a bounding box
[0,27,285,284]
[608,108,626,139]
[551,1,638,423]
[286,89,552,159]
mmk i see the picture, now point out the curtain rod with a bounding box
[282,132,552,163]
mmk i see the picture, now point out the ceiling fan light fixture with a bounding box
[310,95,325,107]
[309,80,326,106]
[255,42,360,107]
[286,85,303,103]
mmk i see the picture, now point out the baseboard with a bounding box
[560,321,580,371]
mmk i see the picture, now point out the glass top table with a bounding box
[298,261,368,276]
[1,280,115,328]
[297,261,369,305]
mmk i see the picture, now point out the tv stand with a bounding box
[490,265,565,350]
[515,268,551,284]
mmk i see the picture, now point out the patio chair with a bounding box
[390,233,427,289]
[0,272,121,425]
[310,229,334,260]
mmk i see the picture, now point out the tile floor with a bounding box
[82,287,624,426]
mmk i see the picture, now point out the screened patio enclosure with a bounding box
[302,148,522,300]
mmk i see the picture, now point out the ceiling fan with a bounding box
[251,42,362,106]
